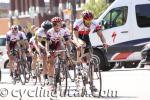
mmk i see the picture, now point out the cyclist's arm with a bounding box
[72,30,84,48]
[73,30,79,42]
[6,35,10,52]
[96,30,109,49]
[6,41,10,53]
[46,40,52,52]
[96,30,106,44]
[33,42,40,54]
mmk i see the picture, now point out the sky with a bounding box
[0,0,49,3]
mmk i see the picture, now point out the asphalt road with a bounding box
[0,67,150,100]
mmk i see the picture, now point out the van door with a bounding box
[101,6,133,61]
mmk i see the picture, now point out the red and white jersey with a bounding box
[47,28,70,40]
[73,19,102,35]
[6,30,24,42]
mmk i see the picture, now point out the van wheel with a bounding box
[93,49,113,71]
[110,62,116,68]
[4,60,9,69]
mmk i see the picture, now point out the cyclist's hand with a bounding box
[75,43,82,50]
[103,43,109,49]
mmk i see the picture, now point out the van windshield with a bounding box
[136,4,150,28]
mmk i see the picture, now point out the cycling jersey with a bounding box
[73,19,102,46]
[6,31,24,49]
[36,27,47,46]
[47,28,70,41]
[47,28,70,50]
[6,31,23,41]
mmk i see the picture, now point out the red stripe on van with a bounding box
[113,52,133,60]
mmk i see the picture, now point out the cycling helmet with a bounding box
[51,17,63,23]
[41,20,52,30]
[82,10,94,20]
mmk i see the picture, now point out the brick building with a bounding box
[0,0,114,34]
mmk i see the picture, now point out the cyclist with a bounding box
[29,25,40,78]
[6,25,25,81]
[35,20,52,83]
[73,10,108,90]
[17,25,29,49]
[17,25,31,77]
[46,17,72,86]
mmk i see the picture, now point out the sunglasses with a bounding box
[53,23,61,27]
[12,28,18,31]
[84,19,92,25]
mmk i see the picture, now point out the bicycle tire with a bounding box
[25,61,31,83]
[89,60,102,97]
[18,62,26,85]
[60,65,68,97]
[34,65,42,86]
[12,70,17,85]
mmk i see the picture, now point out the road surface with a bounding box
[0,67,150,100]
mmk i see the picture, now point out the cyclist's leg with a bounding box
[47,56,54,85]
[26,51,32,69]
[41,49,48,80]
[7,52,15,82]
[31,52,37,77]
[84,47,98,92]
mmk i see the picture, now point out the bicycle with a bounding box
[75,45,102,97]
[50,36,77,96]
[10,48,31,85]
[50,49,68,96]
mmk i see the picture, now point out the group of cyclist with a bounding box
[6,10,108,88]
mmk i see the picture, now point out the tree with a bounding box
[82,0,109,18]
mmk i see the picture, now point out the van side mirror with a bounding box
[100,20,109,29]
[100,20,115,29]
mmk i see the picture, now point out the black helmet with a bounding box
[61,21,66,28]
[41,20,52,30]
[17,25,22,31]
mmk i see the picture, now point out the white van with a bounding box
[0,35,9,69]
[90,0,150,71]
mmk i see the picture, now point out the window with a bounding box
[0,38,6,46]
[103,6,128,29]
[136,4,150,28]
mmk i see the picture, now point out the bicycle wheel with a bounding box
[33,65,42,86]
[12,69,17,85]
[60,64,68,97]
[89,59,102,97]
[18,62,26,85]
[24,61,31,83]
